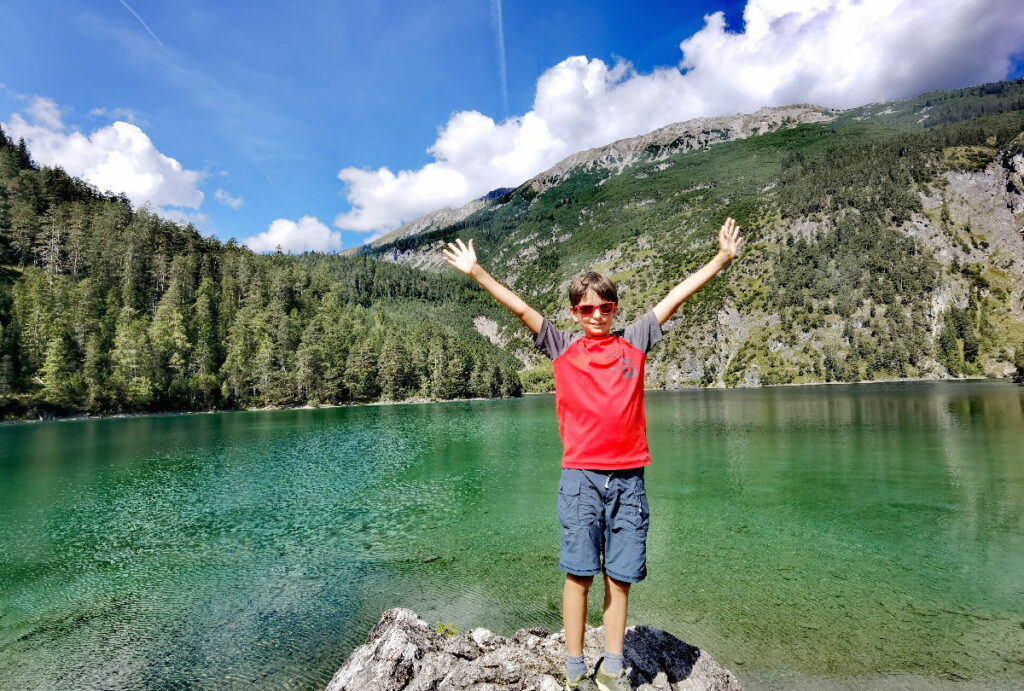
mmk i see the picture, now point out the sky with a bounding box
[1,0,1022,252]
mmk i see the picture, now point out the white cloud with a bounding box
[335,0,1024,236]
[27,97,63,130]
[243,216,341,253]
[214,188,244,209]
[90,107,144,125]
[3,96,204,210]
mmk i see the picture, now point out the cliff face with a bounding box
[643,148,1024,388]
[325,608,743,691]
[353,82,1024,389]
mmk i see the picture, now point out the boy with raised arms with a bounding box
[443,218,742,691]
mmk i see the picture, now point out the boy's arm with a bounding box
[443,238,545,334]
[652,217,743,326]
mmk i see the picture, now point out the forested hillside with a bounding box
[3,81,1022,420]
[0,132,522,419]
[356,80,1024,390]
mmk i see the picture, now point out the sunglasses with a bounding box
[571,302,617,317]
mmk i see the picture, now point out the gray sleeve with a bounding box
[622,310,664,353]
[534,318,574,360]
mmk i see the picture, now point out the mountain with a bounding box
[352,80,1024,389]
[354,105,834,256]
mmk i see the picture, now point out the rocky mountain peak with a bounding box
[527,104,835,192]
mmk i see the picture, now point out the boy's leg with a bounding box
[598,468,648,678]
[601,574,630,654]
[563,573,593,656]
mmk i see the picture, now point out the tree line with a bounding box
[0,127,521,419]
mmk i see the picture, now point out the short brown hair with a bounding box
[569,271,618,306]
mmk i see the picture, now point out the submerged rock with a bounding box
[325,608,742,691]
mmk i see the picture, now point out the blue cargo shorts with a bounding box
[556,467,650,583]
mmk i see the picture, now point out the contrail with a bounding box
[117,0,275,187]
[242,146,276,186]
[491,0,509,117]
[118,0,169,54]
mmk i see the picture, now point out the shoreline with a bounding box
[0,375,1010,426]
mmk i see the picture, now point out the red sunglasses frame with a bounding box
[571,301,617,317]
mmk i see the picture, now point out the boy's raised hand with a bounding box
[441,237,544,333]
[718,217,743,262]
[442,238,478,275]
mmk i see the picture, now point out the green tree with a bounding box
[344,331,381,402]
[189,277,221,409]
[110,306,155,409]
[82,331,109,411]
[39,333,80,407]
[149,292,191,406]
[379,333,413,401]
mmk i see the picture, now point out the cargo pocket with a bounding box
[617,484,650,536]
[557,476,581,531]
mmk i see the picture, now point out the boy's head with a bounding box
[569,271,618,337]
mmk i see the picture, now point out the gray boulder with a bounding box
[325,608,742,691]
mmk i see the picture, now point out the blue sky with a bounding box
[1,1,1022,251]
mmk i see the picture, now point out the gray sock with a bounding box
[566,654,587,679]
[602,651,624,675]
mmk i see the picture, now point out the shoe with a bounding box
[594,662,631,691]
[565,671,598,690]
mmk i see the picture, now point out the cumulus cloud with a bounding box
[214,188,244,209]
[3,96,204,210]
[243,216,342,253]
[335,0,1024,236]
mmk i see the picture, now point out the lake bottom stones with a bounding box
[325,608,742,691]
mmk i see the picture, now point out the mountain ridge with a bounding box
[354,104,835,252]
[352,80,1024,390]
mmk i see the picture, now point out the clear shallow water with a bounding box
[0,381,1022,689]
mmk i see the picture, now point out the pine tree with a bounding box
[149,291,191,406]
[110,306,155,409]
[190,277,221,409]
[37,207,67,281]
[82,332,108,411]
[220,304,259,405]
[378,333,412,401]
[296,315,329,404]
[40,333,80,407]
[8,194,40,267]
[16,138,34,169]
[0,323,12,396]
[344,331,381,402]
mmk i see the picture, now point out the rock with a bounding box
[324,608,742,691]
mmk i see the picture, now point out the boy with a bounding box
[443,218,742,691]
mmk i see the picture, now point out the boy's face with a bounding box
[570,288,616,337]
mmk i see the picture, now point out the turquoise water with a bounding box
[0,381,1022,689]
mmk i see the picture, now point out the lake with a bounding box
[1,381,1022,689]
